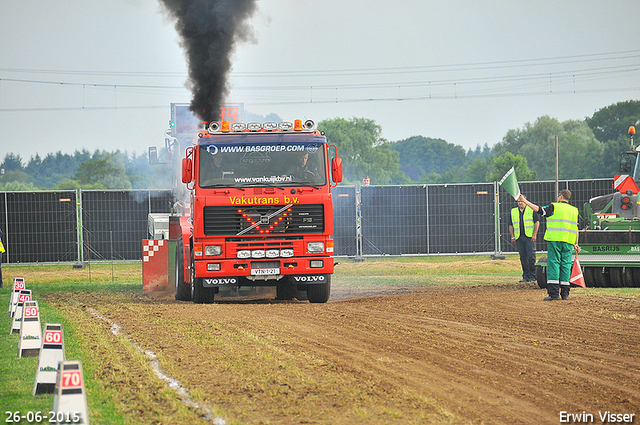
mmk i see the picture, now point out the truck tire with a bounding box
[191,276,215,304]
[535,256,547,289]
[583,267,594,288]
[593,267,609,287]
[307,275,331,303]
[633,268,640,288]
[175,236,191,301]
[276,283,296,300]
[610,268,623,288]
[191,253,215,304]
[622,268,634,288]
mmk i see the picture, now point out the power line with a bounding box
[2,63,638,93]
[231,50,640,77]
[1,50,638,112]
[0,78,186,90]
[0,105,169,113]
[1,49,639,79]
[2,86,639,113]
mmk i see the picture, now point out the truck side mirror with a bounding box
[149,146,158,165]
[182,157,193,183]
[332,157,343,183]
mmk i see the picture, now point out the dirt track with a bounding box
[49,283,639,424]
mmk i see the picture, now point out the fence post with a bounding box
[492,181,505,260]
[425,185,430,255]
[4,192,8,264]
[355,186,363,260]
[77,189,84,263]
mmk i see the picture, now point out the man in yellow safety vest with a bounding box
[509,198,540,283]
[520,189,580,301]
[0,227,4,288]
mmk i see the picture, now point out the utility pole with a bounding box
[555,135,559,196]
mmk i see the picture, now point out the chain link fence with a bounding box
[334,178,614,257]
[0,179,613,263]
[0,190,172,264]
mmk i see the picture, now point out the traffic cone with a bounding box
[53,360,90,425]
[8,278,26,318]
[34,324,66,395]
[18,300,42,358]
[11,290,32,334]
[570,257,586,288]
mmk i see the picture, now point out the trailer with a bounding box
[536,126,640,288]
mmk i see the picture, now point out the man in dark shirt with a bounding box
[0,227,4,288]
[508,199,540,283]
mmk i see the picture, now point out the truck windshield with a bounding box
[198,138,327,189]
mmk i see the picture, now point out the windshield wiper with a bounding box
[202,184,245,191]
[298,182,320,189]
[240,182,285,190]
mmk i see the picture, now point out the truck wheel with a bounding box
[535,256,547,289]
[593,267,609,287]
[190,258,215,304]
[633,268,640,288]
[191,276,215,304]
[307,275,331,303]
[276,283,296,300]
[610,268,623,288]
[622,268,634,288]
[583,268,594,288]
[175,236,191,301]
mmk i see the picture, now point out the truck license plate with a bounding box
[251,268,280,276]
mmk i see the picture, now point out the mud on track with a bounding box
[46,284,639,425]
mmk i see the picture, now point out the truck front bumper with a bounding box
[194,257,334,286]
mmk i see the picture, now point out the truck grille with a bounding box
[204,204,324,236]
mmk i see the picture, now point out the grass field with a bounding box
[1,256,638,424]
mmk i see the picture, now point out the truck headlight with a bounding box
[205,245,222,256]
[307,242,324,253]
[280,249,294,257]
[237,250,251,259]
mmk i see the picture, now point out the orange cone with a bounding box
[570,257,586,288]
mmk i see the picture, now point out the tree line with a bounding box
[0,149,173,191]
[1,100,639,190]
[319,100,640,185]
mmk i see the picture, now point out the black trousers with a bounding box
[516,237,536,281]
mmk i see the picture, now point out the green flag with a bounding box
[499,167,520,200]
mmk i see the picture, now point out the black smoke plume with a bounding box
[159,0,257,123]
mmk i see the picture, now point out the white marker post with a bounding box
[18,300,42,358]
[34,324,66,395]
[8,278,26,318]
[10,290,32,334]
[53,361,90,425]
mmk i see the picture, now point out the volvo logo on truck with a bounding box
[293,275,326,282]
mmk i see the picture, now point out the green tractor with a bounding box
[536,125,640,288]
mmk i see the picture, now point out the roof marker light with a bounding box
[278,122,294,131]
[247,122,262,132]
[263,122,278,131]
[294,119,303,131]
[231,122,247,132]
[221,121,230,132]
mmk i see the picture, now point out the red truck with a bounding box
[175,119,343,303]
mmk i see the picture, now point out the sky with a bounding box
[1,0,639,163]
